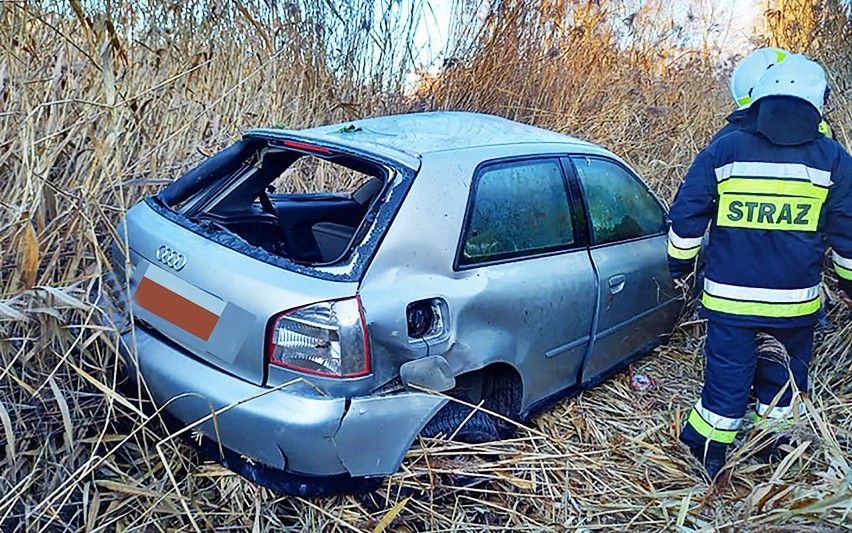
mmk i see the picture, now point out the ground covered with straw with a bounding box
[1,1,851,531]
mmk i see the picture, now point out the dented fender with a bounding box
[334,392,448,476]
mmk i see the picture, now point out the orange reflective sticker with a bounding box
[135,277,220,341]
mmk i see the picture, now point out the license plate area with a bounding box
[134,264,225,341]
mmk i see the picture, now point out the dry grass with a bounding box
[1,0,851,531]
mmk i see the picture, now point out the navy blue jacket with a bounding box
[709,108,751,145]
[668,101,852,328]
[711,108,832,145]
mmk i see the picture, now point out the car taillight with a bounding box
[267,296,370,378]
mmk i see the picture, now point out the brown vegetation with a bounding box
[0,0,850,530]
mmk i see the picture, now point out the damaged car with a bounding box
[105,112,682,496]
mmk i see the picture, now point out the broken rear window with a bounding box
[157,139,391,265]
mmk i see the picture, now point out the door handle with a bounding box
[608,274,626,294]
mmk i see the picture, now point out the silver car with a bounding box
[106,112,681,495]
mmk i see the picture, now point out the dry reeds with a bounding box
[425,0,732,201]
[760,0,852,145]
[1,0,851,531]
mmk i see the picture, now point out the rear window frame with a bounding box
[149,134,417,283]
[179,144,389,218]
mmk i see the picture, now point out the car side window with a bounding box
[459,158,576,265]
[572,157,666,245]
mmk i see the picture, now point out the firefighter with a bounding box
[713,48,832,143]
[667,54,852,480]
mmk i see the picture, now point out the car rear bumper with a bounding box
[121,325,447,480]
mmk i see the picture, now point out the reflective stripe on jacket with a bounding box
[668,129,852,327]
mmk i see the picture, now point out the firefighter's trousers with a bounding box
[680,321,813,455]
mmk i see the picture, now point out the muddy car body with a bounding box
[106,112,681,495]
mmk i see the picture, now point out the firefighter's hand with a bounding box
[668,258,693,281]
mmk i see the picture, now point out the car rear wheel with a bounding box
[419,402,499,443]
[482,367,523,438]
[420,365,523,443]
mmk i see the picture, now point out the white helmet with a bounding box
[730,47,789,108]
[750,54,828,113]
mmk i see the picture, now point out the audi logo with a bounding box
[155,245,187,271]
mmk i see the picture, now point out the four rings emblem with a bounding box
[155,245,187,271]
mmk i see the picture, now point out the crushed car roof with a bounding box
[248,112,596,168]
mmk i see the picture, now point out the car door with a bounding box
[568,155,680,384]
[454,157,597,411]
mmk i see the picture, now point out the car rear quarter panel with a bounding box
[360,143,613,406]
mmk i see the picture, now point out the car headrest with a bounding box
[352,177,383,206]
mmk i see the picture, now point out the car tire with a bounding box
[420,402,499,443]
[482,369,523,439]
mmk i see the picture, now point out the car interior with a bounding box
[179,145,388,264]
